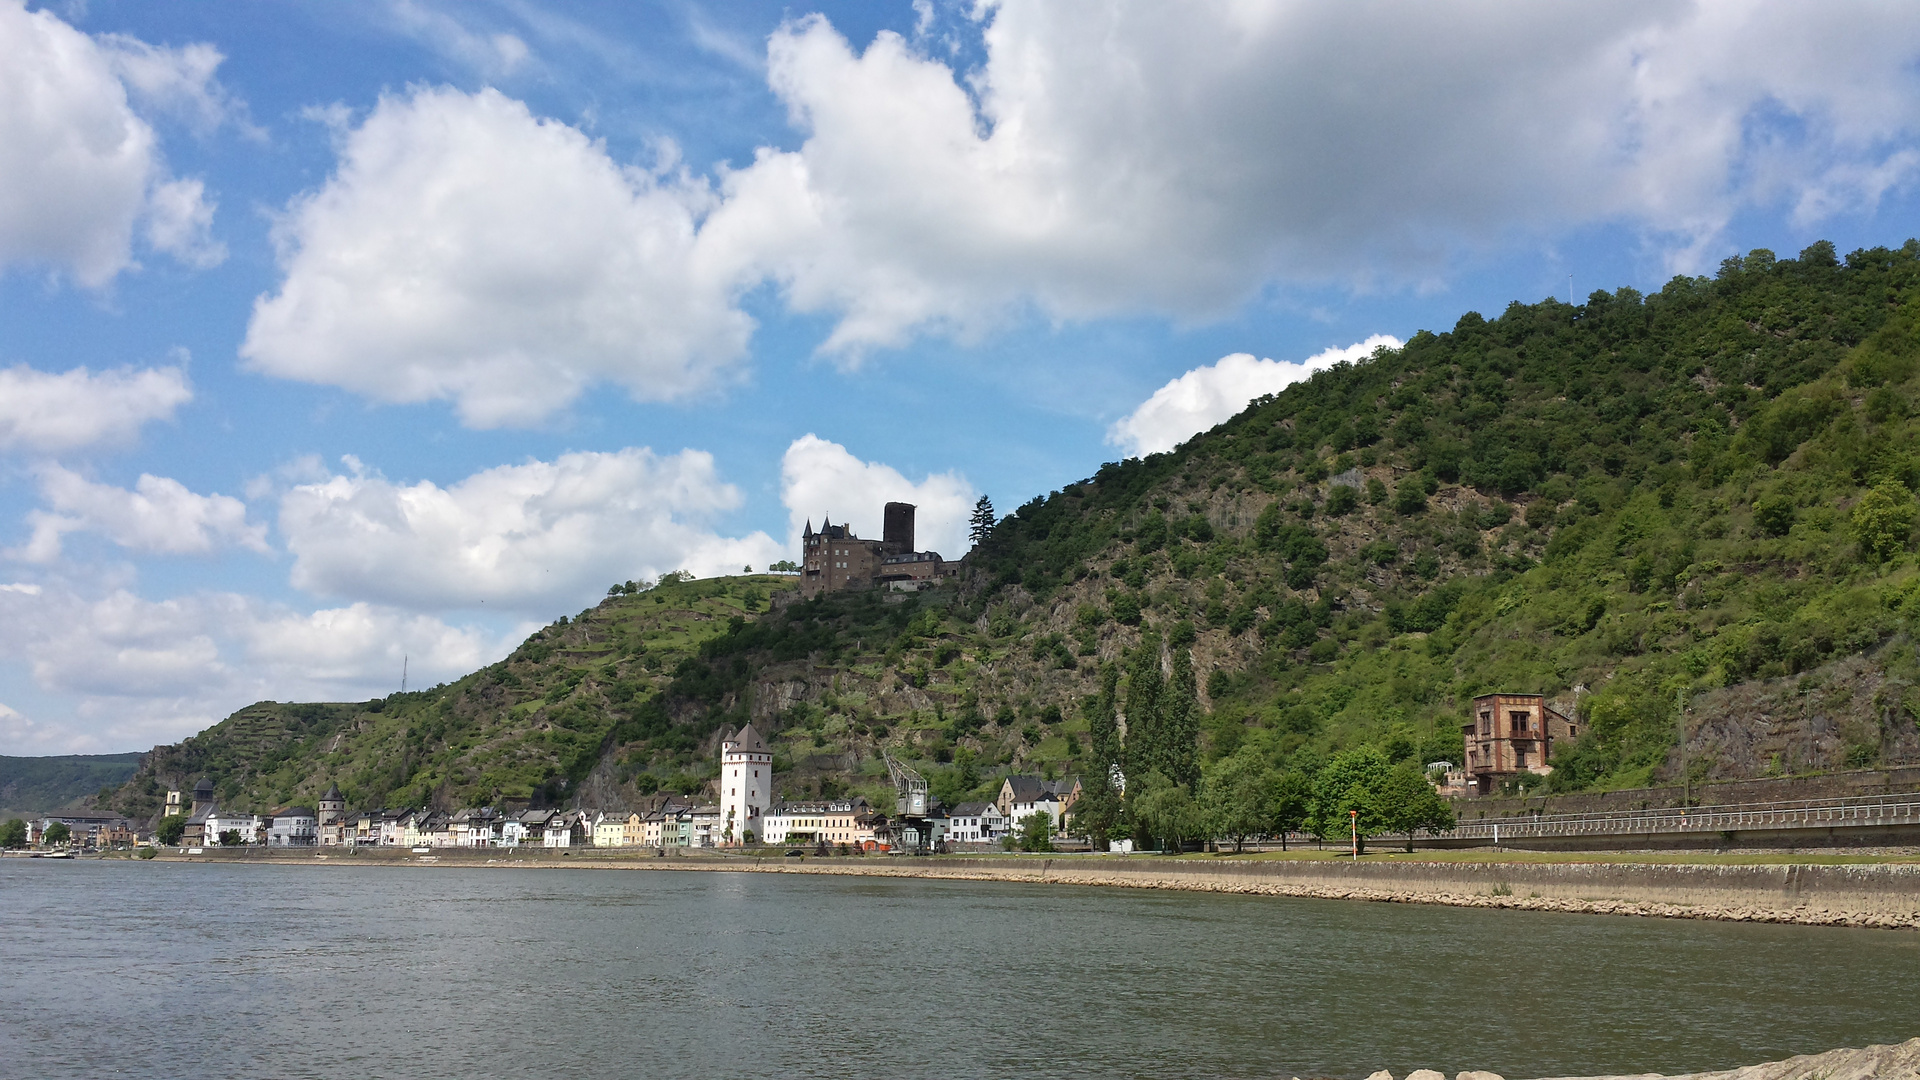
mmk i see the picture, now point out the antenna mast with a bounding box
[401,654,408,694]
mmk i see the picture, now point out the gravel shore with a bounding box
[1338,1036,1920,1079]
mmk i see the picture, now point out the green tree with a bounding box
[1131,770,1200,853]
[0,818,25,849]
[1852,480,1916,560]
[1123,632,1164,774]
[219,829,242,846]
[1075,666,1127,849]
[44,822,72,847]
[155,814,187,846]
[1753,494,1796,537]
[969,496,996,546]
[1375,762,1456,851]
[1267,770,1312,851]
[1325,484,1359,516]
[1308,745,1392,852]
[1200,749,1270,853]
[1017,812,1054,852]
[1162,646,1201,790]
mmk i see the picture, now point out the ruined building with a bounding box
[799,501,956,598]
[1461,693,1582,795]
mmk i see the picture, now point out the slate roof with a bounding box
[725,722,768,754]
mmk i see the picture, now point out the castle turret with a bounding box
[718,724,771,847]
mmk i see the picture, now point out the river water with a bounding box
[1,861,1915,1080]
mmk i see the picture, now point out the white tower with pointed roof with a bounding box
[719,723,771,846]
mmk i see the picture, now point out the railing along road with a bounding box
[1449,791,1920,840]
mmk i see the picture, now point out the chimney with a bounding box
[883,502,915,554]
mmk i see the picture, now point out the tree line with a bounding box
[1071,636,1454,853]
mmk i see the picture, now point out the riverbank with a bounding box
[108,845,1920,929]
[1524,1036,1920,1080]
[1341,1036,1920,1079]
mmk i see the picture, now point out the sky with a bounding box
[4,0,1920,755]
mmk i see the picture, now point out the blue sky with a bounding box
[4,0,1920,753]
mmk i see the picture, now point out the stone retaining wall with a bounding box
[720,855,1920,928]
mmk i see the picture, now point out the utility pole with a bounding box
[401,655,408,695]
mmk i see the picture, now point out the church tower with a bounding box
[718,724,771,846]
[190,777,216,818]
[318,783,344,827]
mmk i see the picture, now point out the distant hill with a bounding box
[1,753,143,816]
[104,238,1920,823]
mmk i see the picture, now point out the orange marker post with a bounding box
[1349,808,1359,859]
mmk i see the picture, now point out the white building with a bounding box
[204,810,261,845]
[761,798,866,846]
[718,723,772,846]
[998,775,1080,831]
[266,808,316,846]
[941,801,1008,845]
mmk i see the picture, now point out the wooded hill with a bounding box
[105,238,1920,822]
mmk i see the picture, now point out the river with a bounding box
[1,860,1915,1079]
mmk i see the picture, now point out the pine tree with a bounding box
[968,495,996,546]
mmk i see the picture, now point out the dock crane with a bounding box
[883,750,936,853]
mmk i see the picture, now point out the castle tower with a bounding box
[318,783,344,827]
[164,789,185,819]
[718,724,771,846]
[883,502,915,555]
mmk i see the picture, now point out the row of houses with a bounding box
[21,815,136,849]
[166,770,1084,853]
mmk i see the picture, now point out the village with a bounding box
[18,721,1087,856]
[12,687,1583,856]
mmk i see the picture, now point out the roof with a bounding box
[949,802,991,816]
[724,722,768,754]
[272,807,316,818]
[193,777,215,795]
[1001,775,1055,803]
[322,783,342,801]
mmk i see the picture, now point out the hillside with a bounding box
[0,753,142,815]
[104,238,1920,821]
[105,575,795,819]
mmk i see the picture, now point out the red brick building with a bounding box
[1461,693,1581,795]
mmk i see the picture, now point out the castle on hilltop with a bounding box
[800,501,956,598]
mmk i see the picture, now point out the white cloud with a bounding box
[0,582,512,752]
[142,177,225,268]
[779,434,975,558]
[241,86,753,428]
[698,6,1920,352]
[0,1,226,284]
[385,0,531,79]
[0,363,192,454]
[237,7,1920,418]
[1107,335,1403,458]
[16,465,268,563]
[97,32,249,137]
[277,447,782,614]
